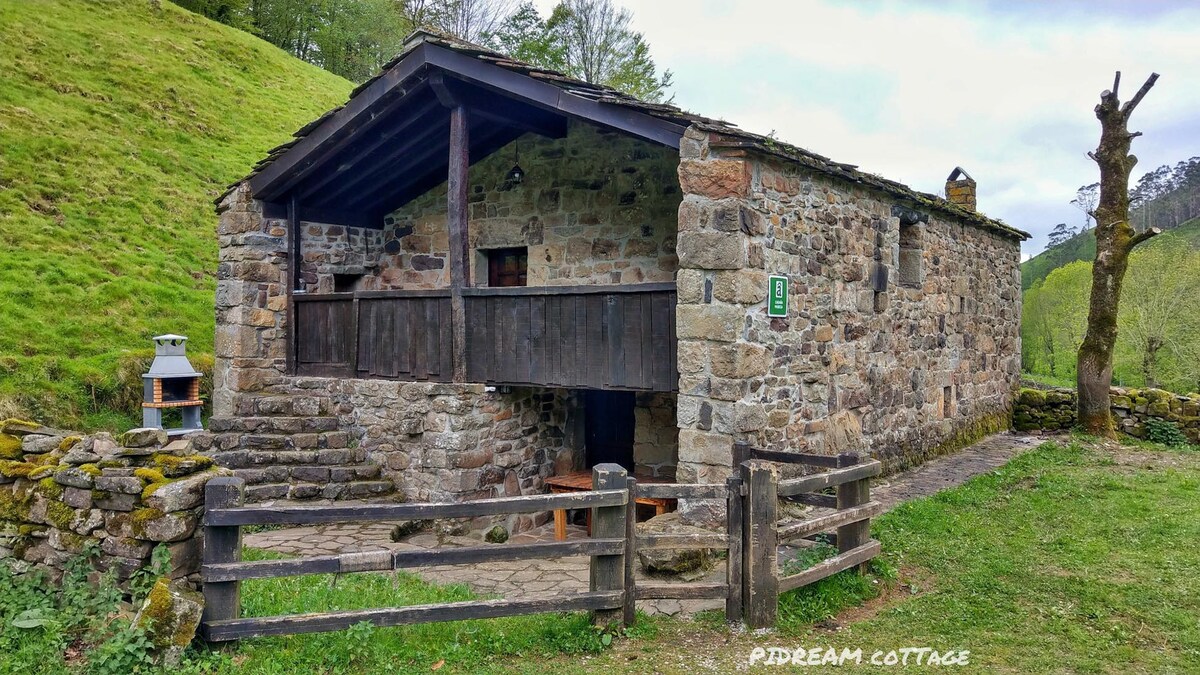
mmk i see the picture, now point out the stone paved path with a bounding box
[244,432,1044,616]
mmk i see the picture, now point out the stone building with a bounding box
[211,32,1028,529]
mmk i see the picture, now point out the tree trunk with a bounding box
[1076,72,1160,437]
[1142,336,1163,389]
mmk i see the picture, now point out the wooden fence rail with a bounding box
[200,445,883,641]
[200,466,633,642]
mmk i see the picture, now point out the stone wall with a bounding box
[1014,387,1200,443]
[633,393,678,479]
[0,421,223,587]
[208,380,577,533]
[377,120,680,289]
[285,121,681,295]
[672,127,1023,502]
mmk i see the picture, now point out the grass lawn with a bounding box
[497,439,1199,674]
[0,0,351,428]
[3,438,1196,673]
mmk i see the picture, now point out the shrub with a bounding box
[1144,418,1190,447]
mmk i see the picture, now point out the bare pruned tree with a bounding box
[1076,71,1162,437]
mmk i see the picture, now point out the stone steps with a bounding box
[245,480,394,502]
[233,463,382,485]
[206,405,396,503]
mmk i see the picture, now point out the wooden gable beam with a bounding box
[423,45,686,149]
[355,124,522,216]
[248,43,431,200]
[293,97,442,202]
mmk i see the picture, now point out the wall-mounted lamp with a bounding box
[504,142,524,185]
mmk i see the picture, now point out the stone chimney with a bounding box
[945,167,976,212]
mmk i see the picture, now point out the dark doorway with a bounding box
[583,390,634,470]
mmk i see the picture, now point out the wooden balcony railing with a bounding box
[292,283,677,391]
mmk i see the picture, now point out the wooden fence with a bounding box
[733,441,883,628]
[200,449,882,641]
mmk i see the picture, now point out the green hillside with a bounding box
[1021,217,1200,290]
[0,0,352,426]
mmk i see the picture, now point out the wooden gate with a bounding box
[734,441,883,629]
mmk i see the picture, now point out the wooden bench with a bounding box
[545,471,674,541]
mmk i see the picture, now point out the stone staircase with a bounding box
[205,399,395,503]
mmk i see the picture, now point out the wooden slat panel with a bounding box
[777,461,882,497]
[295,298,354,376]
[650,292,671,391]
[778,540,881,593]
[203,538,626,582]
[530,295,546,385]
[201,591,624,641]
[457,287,677,391]
[206,489,628,526]
[777,502,884,541]
[411,298,428,379]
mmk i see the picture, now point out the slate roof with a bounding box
[228,30,1029,241]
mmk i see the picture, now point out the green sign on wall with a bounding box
[767,275,788,317]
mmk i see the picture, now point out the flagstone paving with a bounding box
[243,432,1047,616]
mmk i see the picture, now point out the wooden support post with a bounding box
[285,196,300,375]
[733,440,752,468]
[741,460,778,629]
[589,463,628,627]
[623,476,637,627]
[446,105,470,381]
[202,477,245,639]
[836,453,870,573]
[725,474,744,624]
[348,295,360,377]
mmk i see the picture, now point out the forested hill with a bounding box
[0,0,352,425]
[1021,156,1200,289]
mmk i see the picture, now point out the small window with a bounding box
[486,247,527,287]
[942,386,955,418]
[898,222,923,287]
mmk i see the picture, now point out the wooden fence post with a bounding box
[741,459,778,629]
[202,476,245,635]
[590,463,628,627]
[623,475,637,627]
[836,453,870,572]
[725,474,744,624]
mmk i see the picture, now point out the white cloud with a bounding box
[532,0,1200,256]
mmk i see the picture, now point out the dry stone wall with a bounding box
[0,420,223,587]
[1014,386,1200,443]
[672,127,1023,511]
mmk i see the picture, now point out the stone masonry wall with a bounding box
[376,120,681,288]
[1014,387,1200,443]
[0,421,224,588]
[214,185,585,528]
[633,392,678,479]
[290,121,682,295]
[673,127,1022,509]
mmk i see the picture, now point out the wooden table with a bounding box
[545,471,675,541]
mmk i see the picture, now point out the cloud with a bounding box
[534,0,1200,256]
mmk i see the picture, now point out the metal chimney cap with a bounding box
[144,334,202,378]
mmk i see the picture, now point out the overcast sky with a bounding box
[533,0,1200,258]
